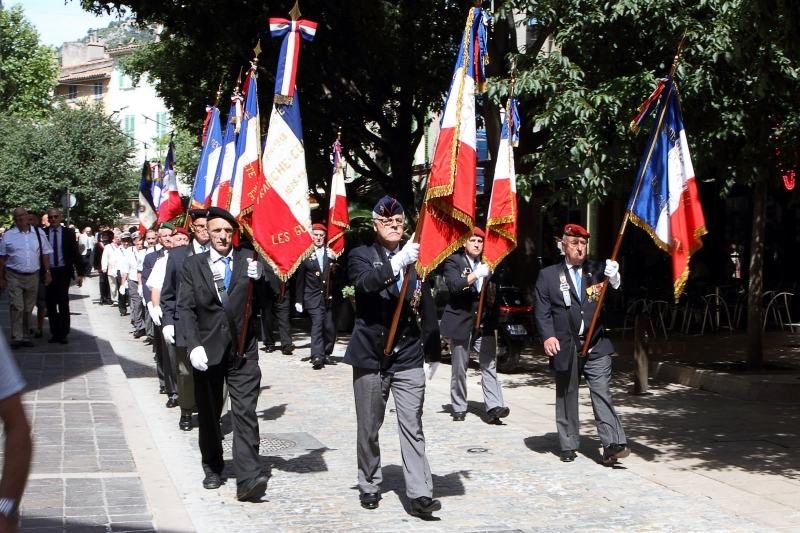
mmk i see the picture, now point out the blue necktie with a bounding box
[317,249,324,271]
[221,257,232,292]
[474,261,482,292]
[388,252,402,291]
[573,265,581,296]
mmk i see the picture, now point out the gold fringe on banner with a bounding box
[274,94,293,106]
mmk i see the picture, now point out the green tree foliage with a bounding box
[82,0,470,209]
[0,102,138,226]
[0,4,60,119]
[497,0,800,367]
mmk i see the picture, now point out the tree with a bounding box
[0,4,60,119]
[497,0,800,368]
[0,102,138,226]
[82,0,473,210]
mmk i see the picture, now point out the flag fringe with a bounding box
[240,220,314,282]
[274,94,293,106]
[416,234,471,280]
[427,197,475,228]
[627,211,671,254]
[487,214,515,226]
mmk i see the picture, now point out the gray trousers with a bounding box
[449,334,504,413]
[352,366,433,499]
[128,280,144,332]
[175,346,196,415]
[307,304,335,356]
[555,351,627,451]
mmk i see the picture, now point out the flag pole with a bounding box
[579,32,687,356]
[324,127,342,302]
[237,41,264,357]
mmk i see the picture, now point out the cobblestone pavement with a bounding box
[3,278,800,532]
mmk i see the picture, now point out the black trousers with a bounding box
[45,267,72,339]
[307,304,335,356]
[98,271,110,301]
[260,295,292,348]
[194,354,263,492]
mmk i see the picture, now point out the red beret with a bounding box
[472,227,485,238]
[174,227,190,237]
[564,223,590,239]
[311,223,327,232]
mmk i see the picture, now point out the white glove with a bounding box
[189,346,208,371]
[295,302,303,313]
[137,283,143,298]
[148,302,162,326]
[604,259,621,289]
[473,262,490,279]
[119,283,127,295]
[390,235,420,274]
[424,361,440,381]
[246,257,263,279]
[162,325,175,345]
[326,248,336,260]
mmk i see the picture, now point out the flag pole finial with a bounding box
[289,0,301,21]
[670,29,688,77]
[214,77,223,107]
[253,39,262,64]
[337,125,342,141]
[235,66,243,92]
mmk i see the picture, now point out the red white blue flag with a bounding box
[484,98,520,270]
[210,94,240,208]
[269,17,317,105]
[627,76,707,300]
[327,140,349,257]
[138,161,158,233]
[158,141,183,223]
[229,67,261,219]
[416,6,489,278]
[191,105,223,209]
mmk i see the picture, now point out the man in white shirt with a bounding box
[0,208,52,348]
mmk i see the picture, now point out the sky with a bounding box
[13,0,121,47]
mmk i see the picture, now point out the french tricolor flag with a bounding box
[627,76,707,301]
[157,141,183,223]
[327,140,349,257]
[209,94,240,209]
[191,105,223,209]
[229,67,261,219]
[269,18,317,105]
[416,7,489,278]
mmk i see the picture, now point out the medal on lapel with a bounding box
[410,280,422,313]
[587,282,603,302]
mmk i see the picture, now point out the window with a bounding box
[118,72,133,90]
[123,115,135,146]
[68,85,78,101]
[155,112,169,138]
[93,81,103,99]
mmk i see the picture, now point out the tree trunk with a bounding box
[746,158,768,370]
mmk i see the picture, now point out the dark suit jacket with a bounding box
[439,252,498,340]
[177,247,265,366]
[92,242,105,272]
[160,245,190,347]
[44,226,84,278]
[343,242,440,371]
[534,259,615,371]
[294,250,338,310]
[141,248,165,304]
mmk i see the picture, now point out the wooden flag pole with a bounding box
[580,33,687,356]
[383,211,425,356]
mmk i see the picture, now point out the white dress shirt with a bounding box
[0,226,52,273]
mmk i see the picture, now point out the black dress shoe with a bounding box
[237,474,269,501]
[359,492,381,510]
[560,450,577,462]
[323,355,337,365]
[21,339,34,347]
[159,386,166,395]
[179,415,193,431]
[166,397,179,408]
[452,412,466,421]
[603,443,630,465]
[280,344,295,355]
[487,406,510,420]
[10,340,21,349]
[144,336,154,345]
[310,355,324,369]
[262,344,275,353]
[133,329,146,339]
[202,472,222,489]
[120,311,129,316]
[48,336,61,343]
[60,337,69,345]
[410,496,441,515]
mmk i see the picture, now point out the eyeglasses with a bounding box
[375,216,404,227]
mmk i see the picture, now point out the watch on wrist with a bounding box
[0,497,20,523]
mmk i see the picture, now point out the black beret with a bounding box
[188,209,208,221]
[373,195,404,217]
[206,206,239,229]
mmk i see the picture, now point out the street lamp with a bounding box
[108,106,129,118]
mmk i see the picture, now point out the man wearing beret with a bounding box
[177,207,270,501]
[160,209,210,430]
[440,227,510,423]
[344,196,442,516]
[534,223,629,464]
[294,223,339,369]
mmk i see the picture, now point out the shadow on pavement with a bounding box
[380,464,466,518]
[258,403,287,421]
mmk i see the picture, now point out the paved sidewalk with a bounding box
[3,276,800,531]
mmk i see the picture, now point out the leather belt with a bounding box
[7,268,37,275]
